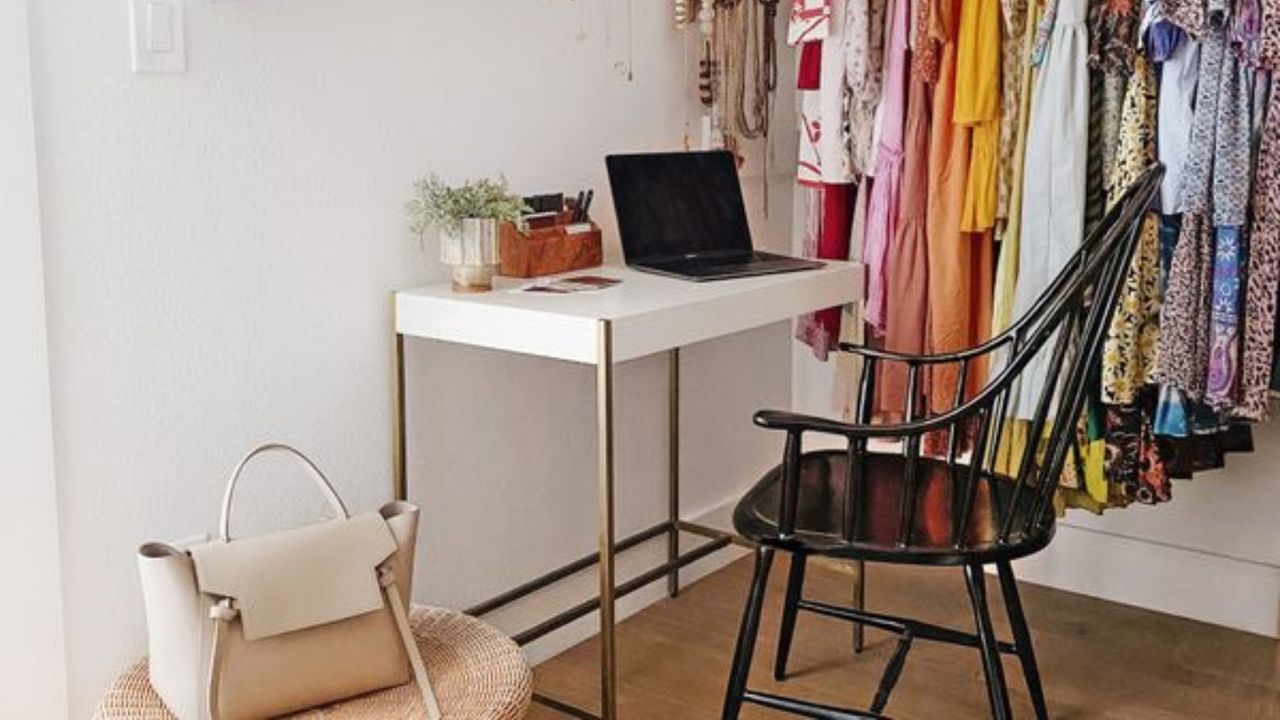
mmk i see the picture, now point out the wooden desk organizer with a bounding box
[499,210,603,278]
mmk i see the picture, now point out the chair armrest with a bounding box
[753,409,863,437]
[837,332,1015,366]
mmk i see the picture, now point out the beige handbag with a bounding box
[137,444,442,720]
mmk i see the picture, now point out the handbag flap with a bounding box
[190,512,397,641]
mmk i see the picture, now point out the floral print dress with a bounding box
[1099,55,1171,503]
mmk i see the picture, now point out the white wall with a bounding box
[25,1,798,715]
[0,0,69,716]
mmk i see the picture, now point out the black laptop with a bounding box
[605,151,824,281]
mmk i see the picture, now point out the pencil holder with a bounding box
[499,209,603,279]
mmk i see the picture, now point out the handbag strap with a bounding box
[205,600,236,720]
[203,568,442,720]
[219,443,348,542]
[379,567,443,720]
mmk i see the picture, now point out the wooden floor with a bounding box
[530,555,1279,719]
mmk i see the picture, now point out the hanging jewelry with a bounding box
[675,0,692,26]
[699,0,716,36]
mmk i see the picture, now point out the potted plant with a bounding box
[406,174,528,292]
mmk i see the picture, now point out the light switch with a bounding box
[130,0,185,73]
[146,2,174,52]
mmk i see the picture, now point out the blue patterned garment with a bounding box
[1205,226,1245,407]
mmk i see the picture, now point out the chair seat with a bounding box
[733,450,1054,565]
[94,606,532,720]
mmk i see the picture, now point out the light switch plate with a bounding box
[129,0,185,73]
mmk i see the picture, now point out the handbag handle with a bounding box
[219,443,349,542]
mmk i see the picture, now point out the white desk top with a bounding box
[395,262,863,364]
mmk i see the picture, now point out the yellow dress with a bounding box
[991,0,1040,337]
[995,0,1111,510]
[993,0,1040,477]
[954,0,1002,232]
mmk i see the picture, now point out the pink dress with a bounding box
[862,0,911,333]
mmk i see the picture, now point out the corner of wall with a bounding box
[0,0,71,714]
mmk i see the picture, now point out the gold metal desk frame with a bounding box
[392,315,864,719]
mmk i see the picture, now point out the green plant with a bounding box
[406,174,528,239]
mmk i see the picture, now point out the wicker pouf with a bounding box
[95,606,532,719]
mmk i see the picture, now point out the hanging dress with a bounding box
[991,0,1042,337]
[955,0,1003,232]
[925,0,994,416]
[796,185,856,358]
[1099,55,1171,504]
[1238,17,1280,420]
[796,0,860,186]
[989,0,1042,477]
[793,0,860,360]
[1156,27,1227,403]
[878,17,935,419]
[862,0,911,334]
[1204,52,1253,409]
[1156,30,1200,215]
[1012,0,1090,420]
[1263,0,1280,69]
[1160,0,1208,38]
[849,0,890,174]
[996,0,1031,221]
[1101,56,1162,406]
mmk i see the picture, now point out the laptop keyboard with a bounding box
[677,252,798,276]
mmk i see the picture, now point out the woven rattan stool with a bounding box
[95,606,532,719]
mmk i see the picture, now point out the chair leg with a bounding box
[722,546,775,720]
[964,564,1012,720]
[997,560,1049,720]
[773,551,807,680]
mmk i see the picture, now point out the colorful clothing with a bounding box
[955,0,1002,232]
[1239,83,1280,419]
[796,184,856,358]
[863,0,910,333]
[997,0,1030,220]
[1262,0,1280,70]
[1101,56,1161,405]
[797,0,861,184]
[1090,0,1141,74]
[1157,28,1227,401]
[1204,55,1254,409]
[992,0,1042,336]
[1156,35,1199,214]
[1013,0,1090,420]
[788,0,834,45]
[1160,0,1207,37]
[1104,389,1172,503]
[879,69,933,418]
[926,0,994,415]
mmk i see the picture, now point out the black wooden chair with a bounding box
[721,166,1164,720]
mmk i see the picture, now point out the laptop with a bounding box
[605,151,824,281]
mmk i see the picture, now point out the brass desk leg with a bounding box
[596,320,618,719]
[667,348,680,599]
[392,295,408,502]
[853,559,866,653]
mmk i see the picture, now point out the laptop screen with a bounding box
[606,151,754,263]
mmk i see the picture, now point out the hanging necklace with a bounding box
[715,0,778,142]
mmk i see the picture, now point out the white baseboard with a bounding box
[1008,521,1279,639]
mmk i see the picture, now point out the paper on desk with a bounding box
[514,275,622,294]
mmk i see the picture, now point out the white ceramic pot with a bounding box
[440,218,498,293]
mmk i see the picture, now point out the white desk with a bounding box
[392,262,863,718]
